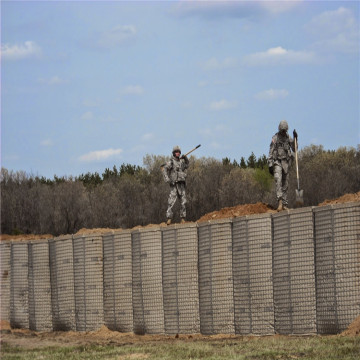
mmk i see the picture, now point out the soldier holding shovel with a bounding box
[268,120,298,211]
[162,144,200,225]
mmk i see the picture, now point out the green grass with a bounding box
[1,336,360,360]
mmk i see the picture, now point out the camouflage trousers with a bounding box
[166,182,187,219]
[274,163,289,206]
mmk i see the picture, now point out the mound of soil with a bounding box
[318,191,360,206]
[341,315,360,336]
[197,202,276,222]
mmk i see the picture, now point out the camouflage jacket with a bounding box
[163,156,189,184]
[268,132,295,167]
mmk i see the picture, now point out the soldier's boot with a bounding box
[277,200,283,211]
[166,218,172,225]
[180,218,186,224]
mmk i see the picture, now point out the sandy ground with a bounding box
[1,315,359,350]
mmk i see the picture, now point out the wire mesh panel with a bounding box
[103,230,133,332]
[162,223,200,334]
[28,240,53,331]
[314,202,360,334]
[272,208,316,335]
[198,219,234,335]
[232,214,274,335]
[10,242,29,329]
[49,236,76,331]
[132,227,164,334]
[0,241,11,323]
[73,234,104,331]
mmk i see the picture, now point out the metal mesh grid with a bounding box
[198,219,234,335]
[73,235,104,331]
[314,202,360,334]
[49,236,76,331]
[0,241,11,322]
[232,214,274,335]
[162,223,200,334]
[272,208,316,335]
[132,227,164,334]
[10,242,29,329]
[103,231,133,332]
[28,240,53,331]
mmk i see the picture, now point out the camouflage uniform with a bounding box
[268,120,295,210]
[163,146,189,222]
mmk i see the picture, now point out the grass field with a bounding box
[2,335,359,360]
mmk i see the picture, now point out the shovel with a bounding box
[294,136,304,207]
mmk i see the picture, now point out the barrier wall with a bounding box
[0,241,11,323]
[10,242,29,329]
[232,214,274,335]
[162,223,200,334]
[49,236,76,331]
[132,227,164,334]
[1,201,359,335]
[73,234,104,331]
[28,240,53,331]
[314,202,360,334]
[272,208,317,335]
[103,230,133,332]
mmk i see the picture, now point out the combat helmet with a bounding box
[278,120,289,132]
[172,145,181,155]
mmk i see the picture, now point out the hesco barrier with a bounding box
[1,201,359,335]
[103,230,133,332]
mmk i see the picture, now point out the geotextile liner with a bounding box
[314,202,360,334]
[49,236,76,331]
[10,242,29,329]
[28,240,53,331]
[198,219,234,335]
[73,234,104,331]
[272,207,316,335]
[232,214,274,335]
[161,223,200,334]
[131,227,165,334]
[0,241,11,323]
[103,230,133,332]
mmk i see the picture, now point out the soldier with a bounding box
[163,145,189,225]
[268,120,298,211]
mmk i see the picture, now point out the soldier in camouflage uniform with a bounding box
[163,145,189,225]
[268,120,298,211]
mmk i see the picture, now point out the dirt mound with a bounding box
[197,202,276,222]
[318,191,360,206]
[340,315,360,336]
[0,234,53,242]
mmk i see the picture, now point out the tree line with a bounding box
[1,145,359,236]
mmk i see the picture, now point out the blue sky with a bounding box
[1,0,359,178]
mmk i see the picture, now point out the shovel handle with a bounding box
[183,144,201,157]
[294,137,300,190]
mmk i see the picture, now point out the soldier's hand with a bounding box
[293,129,298,140]
[269,166,274,176]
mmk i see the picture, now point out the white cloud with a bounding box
[209,99,237,111]
[243,46,317,66]
[202,57,238,71]
[305,7,359,54]
[91,25,137,49]
[141,133,155,141]
[255,88,289,100]
[1,41,42,61]
[122,85,144,95]
[37,76,67,85]
[81,111,94,121]
[79,148,123,162]
[173,1,301,19]
[40,139,53,147]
